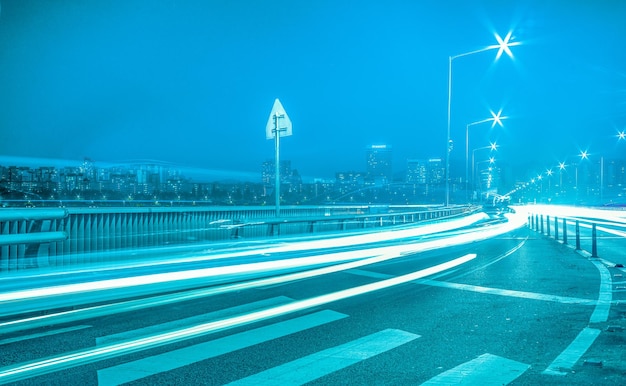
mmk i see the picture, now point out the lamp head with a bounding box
[495,31,520,60]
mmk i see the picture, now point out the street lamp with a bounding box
[445,31,520,206]
[465,109,505,200]
[471,142,498,200]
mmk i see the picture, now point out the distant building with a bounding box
[366,145,392,184]
[262,159,293,185]
[427,158,445,185]
[406,159,427,184]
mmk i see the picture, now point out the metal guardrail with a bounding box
[527,212,617,258]
[0,205,476,272]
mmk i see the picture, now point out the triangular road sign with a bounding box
[266,98,292,139]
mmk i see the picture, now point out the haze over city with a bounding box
[0,0,625,182]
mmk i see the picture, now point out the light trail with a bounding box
[0,253,477,384]
[2,212,489,281]
[0,211,525,317]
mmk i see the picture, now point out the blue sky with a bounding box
[0,0,624,181]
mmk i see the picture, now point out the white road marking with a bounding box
[97,309,347,385]
[226,328,419,385]
[542,327,601,375]
[0,325,91,346]
[96,296,293,345]
[589,259,612,323]
[421,353,529,385]
[419,279,597,305]
[346,269,596,305]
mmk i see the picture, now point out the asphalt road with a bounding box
[1,213,624,385]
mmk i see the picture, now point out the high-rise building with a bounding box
[366,145,392,184]
[406,159,427,184]
[427,158,444,185]
[262,159,292,185]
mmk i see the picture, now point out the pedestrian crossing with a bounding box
[94,293,529,385]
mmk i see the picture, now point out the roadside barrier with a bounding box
[528,213,601,257]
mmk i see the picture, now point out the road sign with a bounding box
[266,98,292,139]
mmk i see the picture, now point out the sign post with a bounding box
[266,98,292,217]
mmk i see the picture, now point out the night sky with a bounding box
[0,0,624,182]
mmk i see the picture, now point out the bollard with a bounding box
[575,220,581,250]
[563,218,568,245]
[547,215,551,236]
[554,216,559,240]
[535,214,539,231]
[540,215,544,234]
[591,223,598,257]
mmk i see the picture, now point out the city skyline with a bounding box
[0,1,625,182]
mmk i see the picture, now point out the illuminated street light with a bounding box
[464,109,506,201]
[471,142,498,199]
[617,130,625,141]
[445,32,519,206]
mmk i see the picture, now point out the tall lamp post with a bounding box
[445,32,520,206]
[465,109,505,201]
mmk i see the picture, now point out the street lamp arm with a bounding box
[450,46,497,61]
[467,117,495,127]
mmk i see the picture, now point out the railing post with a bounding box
[575,220,581,250]
[562,218,568,245]
[540,215,544,234]
[546,215,551,236]
[554,216,559,240]
[591,223,598,258]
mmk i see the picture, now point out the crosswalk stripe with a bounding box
[226,328,420,385]
[96,296,293,345]
[97,309,347,385]
[421,353,529,385]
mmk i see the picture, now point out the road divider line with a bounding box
[97,309,347,386]
[0,253,475,384]
[418,279,598,305]
[226,328,420,385]
[0,325,91,346]
[542,327,601,375]
[96,296,293,345]
[347,270,597,305]
[421,353,529,385]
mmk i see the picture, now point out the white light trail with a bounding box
[0,253,476,383]
[0,212,524,308]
